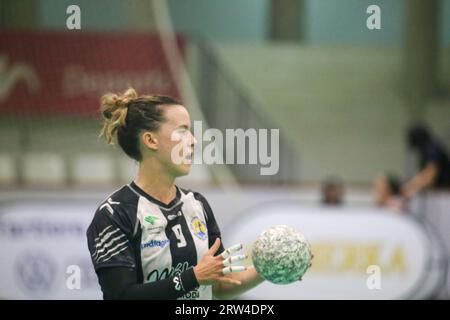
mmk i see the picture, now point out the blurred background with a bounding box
[0,0,449,299]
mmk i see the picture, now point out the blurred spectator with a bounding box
[321,177,344,206]
[403,124,450,198]
[373,174,406,213]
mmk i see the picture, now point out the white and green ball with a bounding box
[251,225,312,284]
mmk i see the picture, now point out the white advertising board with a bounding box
[0,198,443,299]
[223,203,433,299]
[0,200,102,299]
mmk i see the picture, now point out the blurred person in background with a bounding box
[86,88,267,300]
[373,174,407,213]
[403,124,450,199]
[321,176,344,206]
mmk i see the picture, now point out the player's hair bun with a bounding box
[100,88,138,144]
[98,88,180,161]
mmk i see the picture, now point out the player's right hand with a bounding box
[193,238,247,286]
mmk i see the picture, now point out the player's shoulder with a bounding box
[88,184,140,237]
[179,187,209,205]
[103,184,140,207]
[179,187,215,221]
[96,184,140,216]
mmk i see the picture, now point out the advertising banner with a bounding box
[0,31,185,115]
[224,203,439,300]
[0,199,444,299]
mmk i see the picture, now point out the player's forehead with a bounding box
[163,105,190,127]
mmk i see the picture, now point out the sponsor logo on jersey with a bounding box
[179,288,200,300]
[147,261,191,283]
[140,239,170,249]
[167,211,183,221]
[191,216,207,240]
[144,215,159,225]
[173,276,182,291]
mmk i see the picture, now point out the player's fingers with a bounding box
[222,266,247,275]
[218,277,242,286]
[207,238,221,256]
[223,254,247,267]
[221,243,243,259]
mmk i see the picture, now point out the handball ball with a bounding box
[252,225,312,284]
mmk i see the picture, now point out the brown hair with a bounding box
[100,88,181,161]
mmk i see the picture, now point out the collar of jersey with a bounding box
[129,181,182,209]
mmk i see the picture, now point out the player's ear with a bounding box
[142,131,159,151]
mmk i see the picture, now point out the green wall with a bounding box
[215,43,450,183]
[35,0,450,45]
